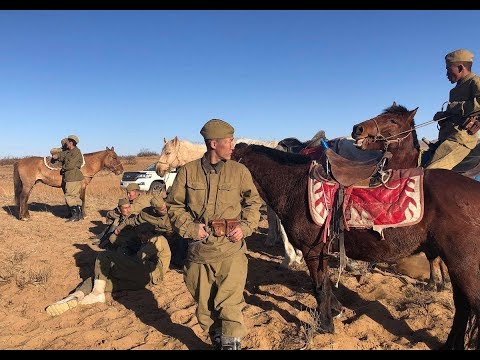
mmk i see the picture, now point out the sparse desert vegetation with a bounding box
[0,154,455,349]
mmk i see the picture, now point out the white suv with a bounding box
[120,163,177,194]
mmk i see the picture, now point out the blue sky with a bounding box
[2,10,480,156]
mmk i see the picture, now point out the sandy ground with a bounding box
[0,157,455,350]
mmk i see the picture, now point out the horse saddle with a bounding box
[321,148,391,187]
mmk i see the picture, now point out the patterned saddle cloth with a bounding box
[308,164,424,240]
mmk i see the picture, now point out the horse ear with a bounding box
[392,101,397,107]
[111,146,114,151]
[106,146,111,150]
[408,107,419,123]
[164,137,167,144]
[173,136,178,145]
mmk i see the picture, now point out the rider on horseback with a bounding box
[426,49,480,170]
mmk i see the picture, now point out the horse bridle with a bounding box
[366,113,454,151]
[367,118,414,151]
[157,142,181,173]
[108,160,123,174]
[104,152,123,174]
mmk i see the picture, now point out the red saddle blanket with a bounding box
[308,165,424,241]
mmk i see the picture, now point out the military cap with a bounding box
[118,198,130,207]
[445,49,474,65]
[67,135,80,144]
[126,183,140,192]
[61,138,68,146]
[200,119,235,140]
[50,148,62,155]
[150,196,165,208]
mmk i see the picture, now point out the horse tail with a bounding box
[13,162,22,209]
[466,313,479,349]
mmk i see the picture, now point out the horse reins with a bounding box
[369,114,456,151]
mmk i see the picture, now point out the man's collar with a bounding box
[201,154,226,174]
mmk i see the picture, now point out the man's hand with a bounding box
[195,223,209,241]
[227,225,244,243]
[433,111,446,121]
[462,115,480,135]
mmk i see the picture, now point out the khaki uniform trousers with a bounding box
[87,236,171,293]
[64,180,83,207]
[184,252,248,338]
[427,126,478,170]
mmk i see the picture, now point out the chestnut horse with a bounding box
[350,103,480,291]
[13,147,124,220]
[232,143,480,349]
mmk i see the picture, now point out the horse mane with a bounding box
[382,103,421,150]
[243,144,312,165]
[175,139,206,163]
[382,103,409,115]
[236,138,279,148]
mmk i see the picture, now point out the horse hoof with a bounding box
[20,217,30,221]
[332,306,343,318]
[333,309,344,319]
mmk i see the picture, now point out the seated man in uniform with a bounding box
[111,196,188,268]
[92,183,152,244]
[45,197,171,316]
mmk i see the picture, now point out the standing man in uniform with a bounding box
[50,138,71,217]
[427,49,480,169]
[56,135,85,222]
[166,119,262,350]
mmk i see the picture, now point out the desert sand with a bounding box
[0,156,454,350]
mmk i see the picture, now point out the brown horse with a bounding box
[14,147,124,220]
[232,143,480,349]
[350,103,480,291]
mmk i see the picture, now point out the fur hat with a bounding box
[445,49,474,65]
[200,119,235,140]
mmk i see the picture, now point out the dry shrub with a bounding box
[16,264,52,289]
[120,155,136,165]
[395,285,445,311]
[0,250,28,285]
[137,148,158,157]
[0,156,23,166]
[28,265,52,285]
[299,306,322,349]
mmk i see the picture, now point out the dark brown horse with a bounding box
[350,103,480,291]
[14,147,124,220]
[232,143,480,349]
